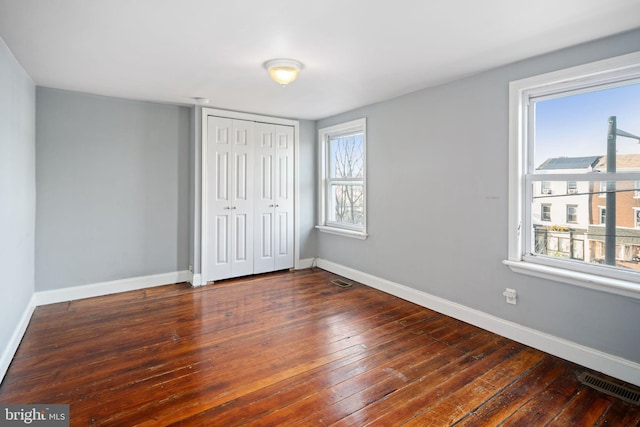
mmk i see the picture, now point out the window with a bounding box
[566,205,578,223]
[317,118,367,239]
[506,51,640,298]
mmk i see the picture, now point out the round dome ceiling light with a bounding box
[264,59,304,86]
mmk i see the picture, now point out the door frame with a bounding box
[200,107,300,284]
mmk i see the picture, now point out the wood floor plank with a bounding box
[547,387,613,427]
[362,343,526,426]
[329,337,519,427]
[455,357,570,426]
[500,370,582,426]
[596,400,640,426]
[176,335,450,426]
[402,347,545,426]
[1,269,638,427]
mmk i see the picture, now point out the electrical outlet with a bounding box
[503,288,517,305]
[189,264,193,273]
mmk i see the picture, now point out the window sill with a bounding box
[503,259,640,300]
[316,225,368,240]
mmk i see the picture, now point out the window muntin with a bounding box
[317,118,367,239]
[507,52,640,297]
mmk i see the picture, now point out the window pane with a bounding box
[531,179,640,270]
[534,83,640,170]
[329,133,364,179]
[328,183,364,226]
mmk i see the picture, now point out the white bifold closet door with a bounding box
[206,116,254,282]
[205,116,294,283]
[253,122,294,274]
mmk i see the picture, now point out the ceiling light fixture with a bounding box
[264,59,304,86]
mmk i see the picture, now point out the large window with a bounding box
[506,52,640,298]
[317,118,367,239]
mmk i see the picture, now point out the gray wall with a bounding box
[0,38,35,361]
[36,88,190,291]
[317,29,640,363]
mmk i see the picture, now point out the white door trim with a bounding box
[200,108,300,283]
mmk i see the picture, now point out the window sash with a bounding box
[327,182,365,228]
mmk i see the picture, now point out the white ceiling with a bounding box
[1,0,639,120]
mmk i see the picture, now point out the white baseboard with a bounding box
[0,294,36,385]
[190,272,203,287]
[296,258,316,270]
[34,270,191,306]
[316,258,640,387]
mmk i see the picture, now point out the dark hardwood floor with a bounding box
[1,268,639,426]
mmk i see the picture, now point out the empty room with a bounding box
[1,1,640,425]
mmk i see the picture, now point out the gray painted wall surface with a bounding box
[36,88,190,291]
[317,29,640,363]
[0,38,35,358]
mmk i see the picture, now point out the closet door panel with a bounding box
[274,125,295,270]
[254,123,277,274]
[230,119,254,277]
[206,116,233,281]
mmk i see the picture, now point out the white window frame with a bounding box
[505,51,640,299]
[317,118,368,239]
